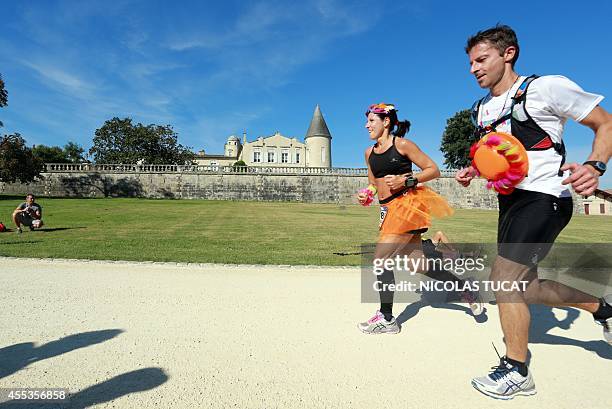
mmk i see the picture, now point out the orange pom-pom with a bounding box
[471,132,529,195]
[473,145,510,180]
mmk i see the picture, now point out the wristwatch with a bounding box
[404,175,418,188]
[583,161,607,176]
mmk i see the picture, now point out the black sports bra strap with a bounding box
[373,136,397,150]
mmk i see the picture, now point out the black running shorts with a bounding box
[497,189,573,266]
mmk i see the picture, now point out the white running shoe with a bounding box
[357,310,400,334]
[461,279,484,316]
[471,356,536,400]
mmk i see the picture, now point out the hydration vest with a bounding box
[470,75,566,176]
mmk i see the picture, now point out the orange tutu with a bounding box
[379,186,453,235]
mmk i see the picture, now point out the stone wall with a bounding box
[0,169,499,209]
[0,167,585,212]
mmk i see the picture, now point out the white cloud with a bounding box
[19,60,95,96]
[3,1,384,154]
[163,1,380,91]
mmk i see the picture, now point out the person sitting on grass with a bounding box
[12,193,44,233]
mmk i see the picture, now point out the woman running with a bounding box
[357,103,482,334]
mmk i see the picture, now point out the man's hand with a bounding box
[384,175,406,190]
[455,166,477,187]
[561,163,600,196]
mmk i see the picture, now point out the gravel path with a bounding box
[0,257,610,408]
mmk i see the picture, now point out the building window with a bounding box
[253,151,261,163]
[295,152,300,163]
[268,151,275,163]
[601,203,606,214]
[281,151,289,163]
[584,203,590,215]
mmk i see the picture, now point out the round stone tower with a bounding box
[305,105,332,168]
[224,135,241,157]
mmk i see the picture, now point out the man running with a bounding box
[456,24,612,400]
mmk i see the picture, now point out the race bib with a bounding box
[379,206,388,230]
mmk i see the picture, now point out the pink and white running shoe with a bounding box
[357,310,401,334]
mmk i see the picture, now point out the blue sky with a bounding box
[1,0,611,186]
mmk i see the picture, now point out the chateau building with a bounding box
[195,105,332,168]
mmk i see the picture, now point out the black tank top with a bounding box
[368,137,413,178]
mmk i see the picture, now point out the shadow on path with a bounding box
[0,329,124,379]
[0,367,168,408]
[396,290,489,326]
[528,304,611,359]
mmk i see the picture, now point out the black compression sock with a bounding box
[380,303,393,322]
[505,357,528,377]
[379,269,395,321]
[593,298,612,321]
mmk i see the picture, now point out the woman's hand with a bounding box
[358,185,377,206]
[357,191,369,205]
[383,174,406,190]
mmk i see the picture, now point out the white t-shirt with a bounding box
[477,75,604,197]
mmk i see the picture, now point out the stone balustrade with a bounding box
[0,163,585,213]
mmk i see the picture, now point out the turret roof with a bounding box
[305,105,331,139]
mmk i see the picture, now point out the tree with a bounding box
[89,117,195,164]
[32,142,87,164]
[64,141,87,163]
[32,144,69,163]
[0,73,7,127]
[440,109,476,169]
[0,133,44,183]
[232,160,247,168]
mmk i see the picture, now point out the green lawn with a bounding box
[0,196,610,265]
